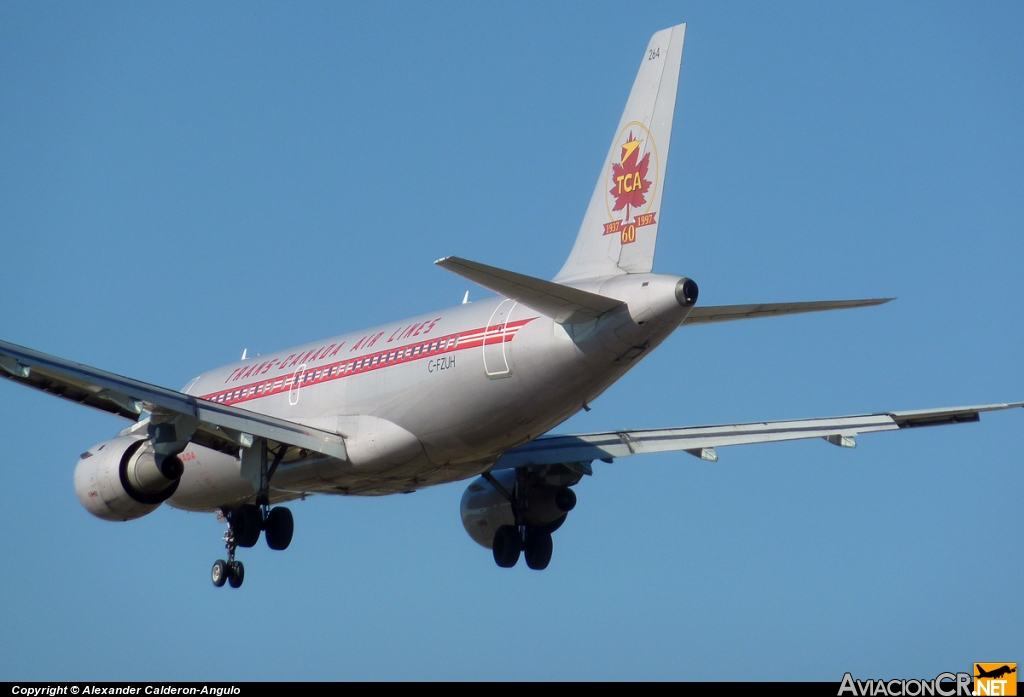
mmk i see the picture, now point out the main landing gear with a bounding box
[493,525,554,570]
[211,440,294,589]
[483,471,577,571]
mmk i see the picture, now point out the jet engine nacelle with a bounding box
[74,436,184,522]
[460,470,577,548]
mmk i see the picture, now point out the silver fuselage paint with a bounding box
[165,273,692,512]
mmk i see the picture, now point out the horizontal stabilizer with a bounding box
[435,256,624,325]
[681,298,893,326]
[492,402,1023,470]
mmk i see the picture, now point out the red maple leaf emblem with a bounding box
[609,132,651,214]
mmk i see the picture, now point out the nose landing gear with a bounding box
[211,528,245,588]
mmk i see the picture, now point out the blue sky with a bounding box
[1,2,1021,681]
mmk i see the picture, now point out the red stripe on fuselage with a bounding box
[198,318,536,406]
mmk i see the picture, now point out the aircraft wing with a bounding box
[492,403,1023,470]
[682,298,893,326]
[0,338,347,459]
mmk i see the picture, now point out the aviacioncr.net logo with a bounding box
[838,672,973,696]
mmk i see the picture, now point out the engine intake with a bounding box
[74,436,183,521]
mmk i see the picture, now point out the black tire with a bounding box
[211,559,228,587]
[524,529,553,570]
[230,504,262,548]
[227,560,245,588]
[492,525,521,568]
[555,487,577,512]
[265,507,294,551]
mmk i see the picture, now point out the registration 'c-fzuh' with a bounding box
[1,24,1019,588]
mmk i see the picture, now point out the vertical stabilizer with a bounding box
[554,24,685,283]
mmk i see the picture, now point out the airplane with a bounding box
[0,23,1020,589]
[976,666,1016,680]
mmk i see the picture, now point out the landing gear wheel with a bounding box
[229,504,262,548]
[265,507,294,551]
[524,529,553,570]
[211,559,228,587]
[492,525,521,568]
[555,487,577,513]
[227,560,245,588]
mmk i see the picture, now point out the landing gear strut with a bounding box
[210,440,294,589]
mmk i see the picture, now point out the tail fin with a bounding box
[554,24,686,283]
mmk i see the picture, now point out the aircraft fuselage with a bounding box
[165,273,693,510]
